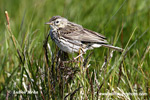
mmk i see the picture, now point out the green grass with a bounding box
[0,0,150,99]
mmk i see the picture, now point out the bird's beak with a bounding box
[45,22,52,25]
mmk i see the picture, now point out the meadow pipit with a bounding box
[46,16,123,54]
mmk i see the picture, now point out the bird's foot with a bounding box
[62,53,83,63]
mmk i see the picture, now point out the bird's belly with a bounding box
[54,38,82,53]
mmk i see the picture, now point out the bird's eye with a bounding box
[55,21,59,24]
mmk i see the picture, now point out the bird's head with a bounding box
[46,16,68,29]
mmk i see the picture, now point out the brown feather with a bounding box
[58,23,108,44]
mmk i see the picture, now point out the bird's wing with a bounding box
[58,22,123,52]
[59,22,108,44]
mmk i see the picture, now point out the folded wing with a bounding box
[59,22,108,44]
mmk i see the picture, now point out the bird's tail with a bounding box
[102,44,124,52]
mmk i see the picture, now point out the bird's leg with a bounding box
[73,53,83,60]
[62,50,84,64]
[74,48,84,62]
[62,48,85,63]
[62,53,81,63]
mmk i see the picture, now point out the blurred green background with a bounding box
[0,0,150,99]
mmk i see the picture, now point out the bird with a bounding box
[46,16,123,54]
